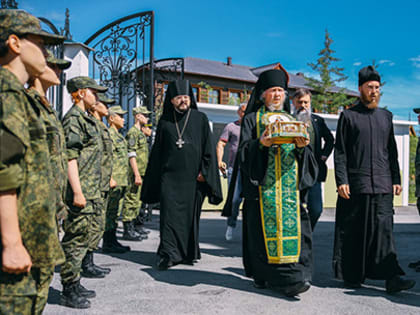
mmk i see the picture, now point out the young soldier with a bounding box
[121,106,151,240]
[81,93,115,277]
[0,9,65,314]
[103,105,131,253]
[60,76,108,309]
[27,50,71,223]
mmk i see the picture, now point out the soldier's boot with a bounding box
[122,221,143,241]
[111,228,131,252]
[102,230,126,254]
[81,251,106,278]
[133,220,150,238]
[75,280,96,298]
[60,281,91,309]
[89,251,111,274]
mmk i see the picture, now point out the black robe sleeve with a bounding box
[334,112,349,187]
[141,121,163,204]
[320,118,334,158]
[200,114,223,205]
[387,116,401,185]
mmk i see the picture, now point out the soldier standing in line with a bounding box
[0,9,66,314]
[102,105,132,253]
[27,50,71,223]
[121,106,151,240]
[80,93,116,277]
[60,76,108,309]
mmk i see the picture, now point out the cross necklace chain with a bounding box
[174,109,191,149]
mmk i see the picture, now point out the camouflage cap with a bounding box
[46,50,71,70]
[97,93,116,105]
[0,9,64,44]
[109,105,127,115]
[67,76,108,94]
[133,106,151,115]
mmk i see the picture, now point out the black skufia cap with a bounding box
[358,66,381,86]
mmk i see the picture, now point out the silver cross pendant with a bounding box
[176,138,185,149]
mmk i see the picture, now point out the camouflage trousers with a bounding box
[122,182,142,222]
[106,186,126,231]
[88,192,107,251]
[60,199,103,284]
[0,267,54,315]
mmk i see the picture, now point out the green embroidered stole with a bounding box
[256,106,301,264]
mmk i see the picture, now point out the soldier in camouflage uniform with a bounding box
[122,106,152,240]
[103,105,132,253]
[80,93,115,277]
[0,9,65,314]
[60,76,108,309]
[27,50,71,223]
[409,108,420,272]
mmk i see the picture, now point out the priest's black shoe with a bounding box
[385,276,416,294]
[253,279,266,289]
[123,221,144,241]
[60,281,91,309]
[75,280,96,298]
[111,229,131,251]
[81,252,106,278]
[157,255,173,271]
[408,260,420,269]
[283,281,311,297]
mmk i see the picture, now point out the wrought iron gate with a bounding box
[84,11,154,131]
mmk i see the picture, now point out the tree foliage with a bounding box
[307,29,356,113]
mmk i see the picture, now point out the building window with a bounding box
[208,89,220,104]
[229,92,241,105]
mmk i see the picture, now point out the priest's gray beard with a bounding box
[266,99,285,112]
[296,108,312,124]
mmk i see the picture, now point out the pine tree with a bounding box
[307,29,355,113]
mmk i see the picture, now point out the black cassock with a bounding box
[333,101,404,283]
[234,112,318,287]
[141,109,222,264]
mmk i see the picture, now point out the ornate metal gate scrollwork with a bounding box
[85,11,154,131]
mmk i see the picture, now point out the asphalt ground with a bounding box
[44,206,420,315]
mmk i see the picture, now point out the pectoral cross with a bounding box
[176,138,185,149]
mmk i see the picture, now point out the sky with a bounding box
[21,0,420,121]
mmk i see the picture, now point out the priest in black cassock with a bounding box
[141,80,222,270]
[226,67,318,297]
[333,66,415,293]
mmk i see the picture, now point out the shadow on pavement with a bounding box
[47,286,61,305]
[142,267,301,301]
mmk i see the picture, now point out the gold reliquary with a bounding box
[262,113,309,144]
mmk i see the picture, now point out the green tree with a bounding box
[307,29,355,113]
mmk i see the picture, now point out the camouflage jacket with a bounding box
[62,105,103,201]
[126,125,149,176]
[0,67,65,267]
[26,88,68,217]
[94,119,113,192]
[109,126,129,187]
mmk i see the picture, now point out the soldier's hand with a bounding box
[2,243,32,274]
[135,174,142,186]
[73,192,86,208]
[338,184,350,199]
[259,128,273,147]
[393,185,402,196]
[295,137,310,148]
[110,178,117,189]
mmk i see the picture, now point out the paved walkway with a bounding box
[44,207,420,315]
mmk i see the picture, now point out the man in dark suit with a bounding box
[292,89,334,229]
